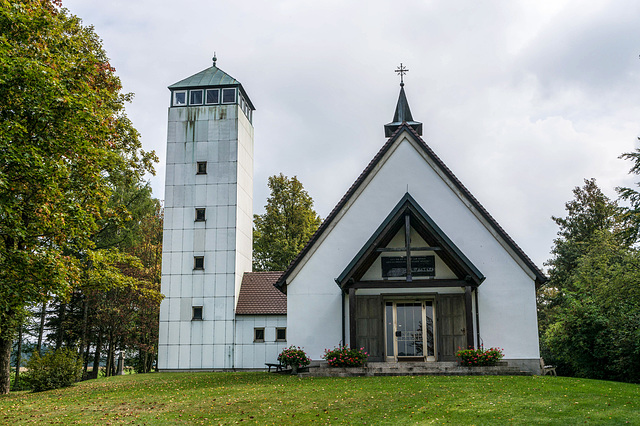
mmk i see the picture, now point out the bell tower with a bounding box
[158,55,255,370]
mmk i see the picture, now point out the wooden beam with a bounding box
[375,246,441,252]
[405,214,412,282]
[464,286,474,349]
[350,280,470,289]
[349,288,356,348]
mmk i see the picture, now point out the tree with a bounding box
[544,178,622,294]
[539,178,640,382]
[0,1,155,394]
[253,174,321,271]
[543,230,640,382]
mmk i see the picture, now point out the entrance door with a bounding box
[385,301,435,361]
[437,295,467,361]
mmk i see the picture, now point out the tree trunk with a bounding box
[0,335,12,395]
[105,332,113,377]
[92,331,102,379]
[78,297,89,360]
[37,301,46,355]
[55,302,67,350]
[13,326,22,390]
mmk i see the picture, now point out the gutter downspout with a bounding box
[337,279,346,345]
[475,288,481,348]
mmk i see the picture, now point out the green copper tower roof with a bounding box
[168,55,255,110]
[168,65,239,89]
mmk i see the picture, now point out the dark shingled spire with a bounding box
[384,85,423,137]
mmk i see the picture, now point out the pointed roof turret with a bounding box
[384,63,423,137]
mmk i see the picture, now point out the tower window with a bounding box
[222,88,236,104]
[276,327,286,342]
[193,256,204,270]
[195,208,206,222]
[190,89,203,105]
[196,162,207,174]
[173,90,187,106]
[192,306,203,321]
[206,89,220,104]
[254,328,265,343]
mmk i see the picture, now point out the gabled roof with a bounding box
[336,193,485,288]
[275,124,548,291]
[236,271,286,315]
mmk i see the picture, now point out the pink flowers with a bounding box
[277,346,311,368]
[322,346,368,367]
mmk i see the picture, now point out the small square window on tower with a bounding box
[190,89,203,105]
[195,208,206,222]
[222,88,236,104]
[206,88,220,104]
[196,161,207,175]
[192,306,203,321]
[254,328,265,343]
[276,327,287,342]
[173,90,187,106]
[193,256,204,270]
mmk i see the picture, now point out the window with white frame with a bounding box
[173,90,187,106]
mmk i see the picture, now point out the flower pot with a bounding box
[291,365,299,375]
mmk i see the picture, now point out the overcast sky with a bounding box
[63,0,640,269]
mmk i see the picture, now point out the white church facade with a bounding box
[158,59,546,374]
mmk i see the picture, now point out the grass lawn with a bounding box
[0,372,638,425]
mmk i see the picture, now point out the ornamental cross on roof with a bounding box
[395,63,409,86]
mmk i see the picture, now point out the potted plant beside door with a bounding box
[277,346,311,374]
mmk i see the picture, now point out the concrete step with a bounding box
[299,361,532,378]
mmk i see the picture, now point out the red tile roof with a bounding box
[236,271,286,315]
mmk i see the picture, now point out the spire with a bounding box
[384,64,423,137]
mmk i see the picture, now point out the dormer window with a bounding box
[173,90,187,106]
[190,89,203,105]
[206,89,220,104]
[222,88,236,104]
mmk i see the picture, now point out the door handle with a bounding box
[395,331,402,337]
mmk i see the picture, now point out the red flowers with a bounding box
[455,347,504,366]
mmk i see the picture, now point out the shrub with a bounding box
[25,348,83,392]
[456,347,504,366]
[323,346,368,367]
[277,346,311,368]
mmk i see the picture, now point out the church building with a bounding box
[158,58,546,374]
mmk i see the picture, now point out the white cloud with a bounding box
[62,0,640,268]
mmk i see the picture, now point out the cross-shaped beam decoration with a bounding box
[395,63,409,86]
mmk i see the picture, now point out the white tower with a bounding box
[158,56,255,370]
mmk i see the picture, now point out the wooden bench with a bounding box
[265,363,285,372]
[540,358,557,376]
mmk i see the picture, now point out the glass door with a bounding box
[396,302,423,357]
[385,301,436,361]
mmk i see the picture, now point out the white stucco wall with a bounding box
[234,315,288,369]
[286,133,539,361]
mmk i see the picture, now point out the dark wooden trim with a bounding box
[375,246,441,252]
[349,288,356,348]
[349,280,470,289]
[464,286,474,349]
